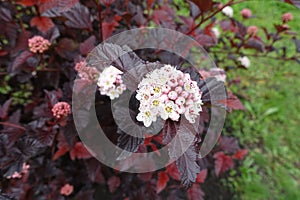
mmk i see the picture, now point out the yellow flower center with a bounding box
[165,106,172,113]
[145,111,151,117]
[152,100,160,106]
[153,86,161,93]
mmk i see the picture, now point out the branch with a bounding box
[187,0,246,35]
[209,49,299,61]
[94,0,103,42]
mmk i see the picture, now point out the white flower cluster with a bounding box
[97,66,126,99]
[222,6,233,18]
[136,65,203,127]
[238,56,251,68]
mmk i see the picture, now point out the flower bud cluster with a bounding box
[28,36,51,53]
[52,102,71,119]
[75,61,99,82]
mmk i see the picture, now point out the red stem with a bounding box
[95,0,103,42]
[0,122,26,131]
[10,0,25,32]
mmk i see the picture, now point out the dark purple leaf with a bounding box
[0,192,14,200]
[1,110,25,144]
[162,120,178,144]
[73,190,95,200]
[167,189,186,200]
[55,38,79,60]
[217,92,245,112]
[0,22,18,47]
[188,1,201,18]
[220,20,232,32]
[44,89,63,108]
[219,136,239,153]
[107,176,121,193]
[195,34,216,47]
[245,38,265,52]
[80,35,96,56]
[12,50,34,72]
[151,5,176,29]
[43,27,60,42]
[63,3,92,31]
[187,183,204,200]
[0,99,12,119]
[59,122,77,146]
[0,7,12,22]
[16,137,42,159]
[35,129,57,146]
[85,158,105,184]
[11,31,31,55]
[176,146,200,187]
[189,0,213,13]
[26,56,39,67]
[199,77,227,103]
[39,0,79,14]
[117,128,144,152]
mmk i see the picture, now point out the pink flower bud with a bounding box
[181,91,189,99]
[60,184,74,196]
[168,91,178,100]
[240,8,252,19]
[167,78,178,87]
[175,86,183,94]
[247,26,258,37]
[75,61,86,71]
[282,12,293,23]
[175,97,185,105]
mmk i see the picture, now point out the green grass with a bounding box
[217,1,300,199]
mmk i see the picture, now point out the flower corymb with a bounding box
[28,36,51,53]
[75,61,100,82]
[52,102,71,119]
[136,65,203,127]
[97,65,126,100]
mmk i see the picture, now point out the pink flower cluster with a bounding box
[60,183,74,196]
[97,65,126,100]
[240,8,252,19]
[51,102,71,119]
[28,36,51,53]
[75,61,99,82]
[136,65,203,127]
[6,163,30,179]
[282,12,293,23]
